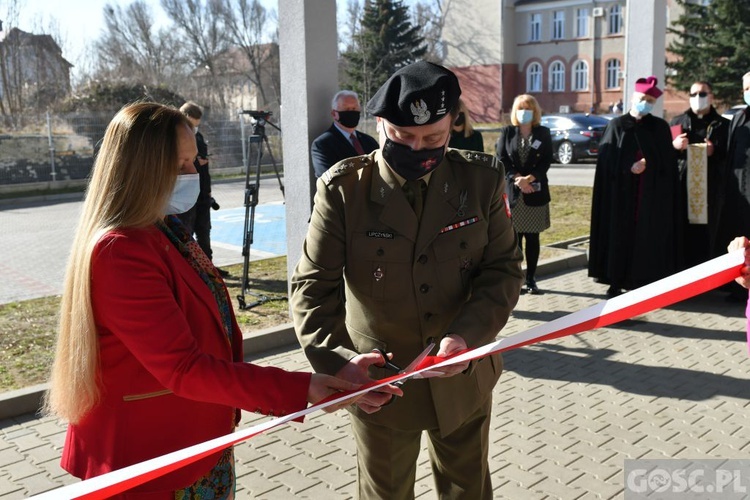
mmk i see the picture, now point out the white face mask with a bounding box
[690,95,710,114]
[164,174,200,215]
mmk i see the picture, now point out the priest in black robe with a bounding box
[589,76,680,297]
[670,81,730,268]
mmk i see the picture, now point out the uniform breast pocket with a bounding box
[348,233,414,301]
[432,221,489,296]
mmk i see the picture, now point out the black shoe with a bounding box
[217,268,230,278]
[606,286,622,298]
[525,280,543,295]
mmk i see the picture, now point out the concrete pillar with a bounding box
[623,0,667,116]
[278,0,338,287]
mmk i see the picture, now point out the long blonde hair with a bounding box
[45,102,191,423]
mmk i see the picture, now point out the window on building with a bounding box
[549,61,565,92]
[576,8,589,37]
[527,63,542,93]
[609,5,623,34]
[552,11,565,40]
[572,60,588,91]
[530,13,541,42]
[606,59,621,89]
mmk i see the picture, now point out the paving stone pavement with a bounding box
[1,267,748,499]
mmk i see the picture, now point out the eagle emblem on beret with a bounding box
[410,99,431,125]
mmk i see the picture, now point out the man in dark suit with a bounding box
[310,90,379,178]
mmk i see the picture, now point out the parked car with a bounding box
[721,104,746,121]
[540,113,610,164]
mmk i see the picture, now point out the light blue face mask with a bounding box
[744,90,750,107]
[164,174,200,215]
[634,100,654,115]
[516,109,534,125]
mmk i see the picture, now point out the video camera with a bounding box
[240,110,273,122]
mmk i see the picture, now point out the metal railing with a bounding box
[0,111,283,186]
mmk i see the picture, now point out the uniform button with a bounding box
[460,241,468,249]
[424,313,432,321]
[420,283,430,293]
[376,248,385,256]
[418,254,428,264]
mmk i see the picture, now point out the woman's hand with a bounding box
[334,353,404,414]
[514,175,536,194]
[307,373,362,413]
[728,237,750,289]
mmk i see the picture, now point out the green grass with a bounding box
[0,186,592,392]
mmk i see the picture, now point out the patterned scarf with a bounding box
[156,216,233,345]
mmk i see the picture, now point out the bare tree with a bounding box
[94,1,185,87]
[0,0,24,124]
[217,0,277,108]
[413,0,447,64]
[161,0,229,109]
[339,0,362,51]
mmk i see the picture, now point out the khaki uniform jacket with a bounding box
[291,149,524,436]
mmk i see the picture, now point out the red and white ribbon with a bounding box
[30,250,745,499]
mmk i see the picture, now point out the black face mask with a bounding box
[382,129,447,181]
[336,110,361,128]
[454,112,466,127]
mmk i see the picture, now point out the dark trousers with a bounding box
[193,201,212,260]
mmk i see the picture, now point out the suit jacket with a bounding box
[495,125,552,206]
[311,124,379,178]
[291,150,524,437]
[61,226,310,493]
[195,130,211,204]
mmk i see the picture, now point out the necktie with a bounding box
[404,179,426,221]
[350,133,365,155]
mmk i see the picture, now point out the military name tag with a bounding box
[367,231,394,239]
[439,217,479,234]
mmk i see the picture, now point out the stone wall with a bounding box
[0,134,94,184]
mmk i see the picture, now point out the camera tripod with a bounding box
[237,110,287,310]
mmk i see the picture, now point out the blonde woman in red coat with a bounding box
[44,103,369,499]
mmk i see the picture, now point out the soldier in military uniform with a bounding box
[291,61,523,499]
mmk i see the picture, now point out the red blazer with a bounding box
[61,226,311,493]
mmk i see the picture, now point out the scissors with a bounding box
[371,342,436,405]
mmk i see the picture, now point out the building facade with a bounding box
[443,0,689,123]
[0,27,72,114]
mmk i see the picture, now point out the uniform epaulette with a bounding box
[322,156,371,185]
[447,149,502,173]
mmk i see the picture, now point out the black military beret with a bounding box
[366,61,461,127]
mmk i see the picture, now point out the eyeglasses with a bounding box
[689,91,709,98]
